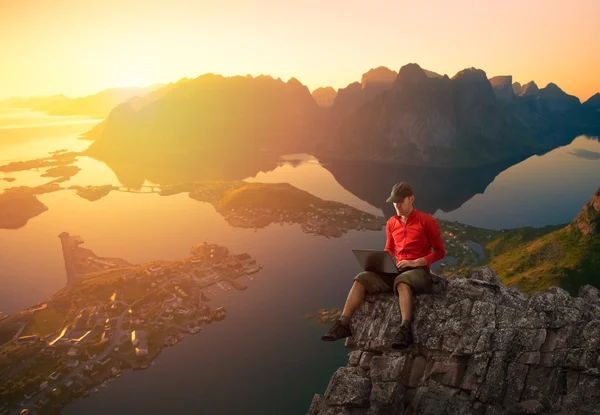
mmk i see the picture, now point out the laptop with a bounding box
[352,249,401,274]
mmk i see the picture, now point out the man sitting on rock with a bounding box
[321,182,446,349]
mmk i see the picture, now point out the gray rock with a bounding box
[582,320,600,349]
[411,383,460,415]
[369,381,405,410]
[499,286,529,310]
[324,367,371,408]
[515,400,544,414]
[579,285,600,306]
[370,355,406,382]
[348,351,362,367]
[503,362,529,406]
[311,266,600,415]
[308,394,324,415]
[528,291,556,313]
[466,266,503,286]
[359,352,378,369]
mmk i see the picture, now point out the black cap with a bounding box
[386,182,414,203]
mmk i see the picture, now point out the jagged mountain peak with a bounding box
[451,67,488,83]
[544,82,562,91]
[489,75,513,88]
[518,81,539,96]
[490,76,515,102]
[512,82,521,94]
[287,77,304,87]
[583,92,600,109]
[361,66,397,88]
[311,86,337,107]
[395,63,429,84]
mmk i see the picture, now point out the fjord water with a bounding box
[1,109,599,414]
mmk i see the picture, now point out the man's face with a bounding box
[393,195,414,216]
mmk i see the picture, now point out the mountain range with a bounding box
[1,86,163,118]
[80,63,600,168]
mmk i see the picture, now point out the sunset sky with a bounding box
[2,0,599,101]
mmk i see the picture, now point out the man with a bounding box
[321,182,446,349]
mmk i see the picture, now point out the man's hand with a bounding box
[396,259,417,268]
[396,258,427,268]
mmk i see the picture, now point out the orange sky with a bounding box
[1,0,599,101]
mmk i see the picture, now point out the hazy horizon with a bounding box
[1,0,599,101]
[1,63,597,103]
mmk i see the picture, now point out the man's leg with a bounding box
[321,281,365,341]
[391,268,430,349]
[340,281,366,322]
[322,272,392,342]
[396,282,413,322]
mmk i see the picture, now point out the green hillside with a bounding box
[219,182,346,212]
[486,186,600,294]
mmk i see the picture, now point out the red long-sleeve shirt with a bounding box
[384,208,446,273]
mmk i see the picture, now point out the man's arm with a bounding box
[384,219,395,260]
[422,217,446,266]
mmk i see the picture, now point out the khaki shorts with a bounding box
[353,267,432,296]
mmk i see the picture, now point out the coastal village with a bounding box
[0,236,263,415]
[220,204,385,237]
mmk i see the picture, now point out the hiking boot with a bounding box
[391,324,413,349]
[321,319,352,341]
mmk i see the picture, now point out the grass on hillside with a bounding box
[219,182,335,211]
[486,223,600,294]
[21,307,68,337]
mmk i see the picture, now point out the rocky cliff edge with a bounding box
[308,266,600,415]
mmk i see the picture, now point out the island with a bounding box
[68,185,119,202]
[0,151,80,175]
[0,168,387,237]
[40,165,81,179]
[0,234,263,414]
[0,188,49,229]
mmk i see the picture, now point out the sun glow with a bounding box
[1,0,599,101]
[111,66,154,89]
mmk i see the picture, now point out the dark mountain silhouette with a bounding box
[511,81,521,94]
[361,66,397,88]
[84,74,330,179]
[82,64,600,170]
[318,64,600,166]
[583,92,600,110]
[319,65,541,167]
[311,87,337,107]
[331,66,441,122]
[516,80,539,96]
[489,75,514,102]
